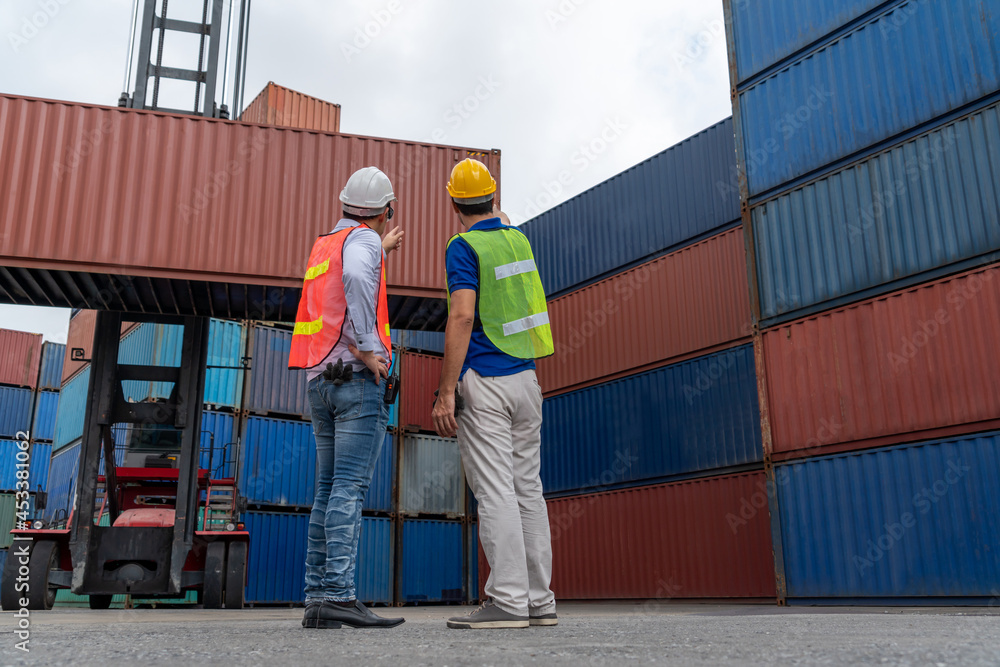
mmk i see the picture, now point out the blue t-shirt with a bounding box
[446,218,537,380]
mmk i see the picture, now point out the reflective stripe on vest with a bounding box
[288,225,392,370]
[447,227,554,360]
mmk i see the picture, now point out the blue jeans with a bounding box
[303,370,390,601]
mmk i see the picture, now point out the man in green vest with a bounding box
[432,158,557,630]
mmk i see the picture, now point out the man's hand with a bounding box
[348,344,389,385]
[382,226,404,253]
[432,388,458,438]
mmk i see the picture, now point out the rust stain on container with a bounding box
[240,82,342,133]
[764,263,1000,460]
[478,472,776,599]
[0,94,499,306]
[536,227,752,396]
[0,329,42,389]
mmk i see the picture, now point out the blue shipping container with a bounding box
[0,386,32,439]
[400,519,464,603]
[367,434,396,513]
[0,440,49,492]
[150,320,245,409]
[468,522,479,602]
[244,325,311,419]
[200,411,237,479]
[240,415,395,510]
[53,367,89,450]
[240,417,316,507]
[520,117,740,297]
[735,0,1000,197]
[356,516,395,604]
[753,101,1000,324]
[727,0,886,83]
[540,344,763,494]
[42,441,80,523]
[394,329,446,355]
[244,512,393,604]
[777,431,1000,600]
[117,323,158,401]
[37,342,65,390]
[31,390,59,442]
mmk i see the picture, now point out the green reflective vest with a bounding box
[447,227,554,360]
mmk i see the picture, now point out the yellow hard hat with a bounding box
[447,158,497,204]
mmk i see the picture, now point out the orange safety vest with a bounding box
[288,225,392,370]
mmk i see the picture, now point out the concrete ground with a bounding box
[3,602,1000,666]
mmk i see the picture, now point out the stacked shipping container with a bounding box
[725,0,1000,603]
[503,117,777,601]
[0,331,57,571]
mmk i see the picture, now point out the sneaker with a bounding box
[447,599,529,629]
[529,611,558,627]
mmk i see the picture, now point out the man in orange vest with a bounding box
[289,166,405,629]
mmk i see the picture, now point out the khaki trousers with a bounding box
[457,369,555,616]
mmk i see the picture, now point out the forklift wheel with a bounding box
[27,540,60,610]
[89,595,113,610]
[0,540,29,610]
[224,542,247,610]
[203,542,226,609]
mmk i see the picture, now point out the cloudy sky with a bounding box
[1,0,732,342]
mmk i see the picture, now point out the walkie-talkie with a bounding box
[383,349,400,404]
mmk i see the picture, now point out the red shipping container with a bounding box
[537,227,752,396]
[399,352,443,433]
[764,262,1000,460]
[61,311,139,385]
[240,81,342,133]
[0,329,42,389]
[478,471,776,600]
[0,94,500,315]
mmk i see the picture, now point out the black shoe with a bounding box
[312,600,405,629]
[302,600,322,628]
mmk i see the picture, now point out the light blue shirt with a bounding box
[306,219,388,381]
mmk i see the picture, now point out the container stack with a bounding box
[725,0,1000,603]
[237,322,395,607]
[0,329,48,568]
[509,119,777,601]
[394,342,477,606]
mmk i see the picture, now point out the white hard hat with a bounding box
[340,167,396,216]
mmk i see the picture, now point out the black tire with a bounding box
[224,541,247,610]
[89,595,113,610]
[27,540,59,610]
[0,541,30,610]
[202,542,226,609]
